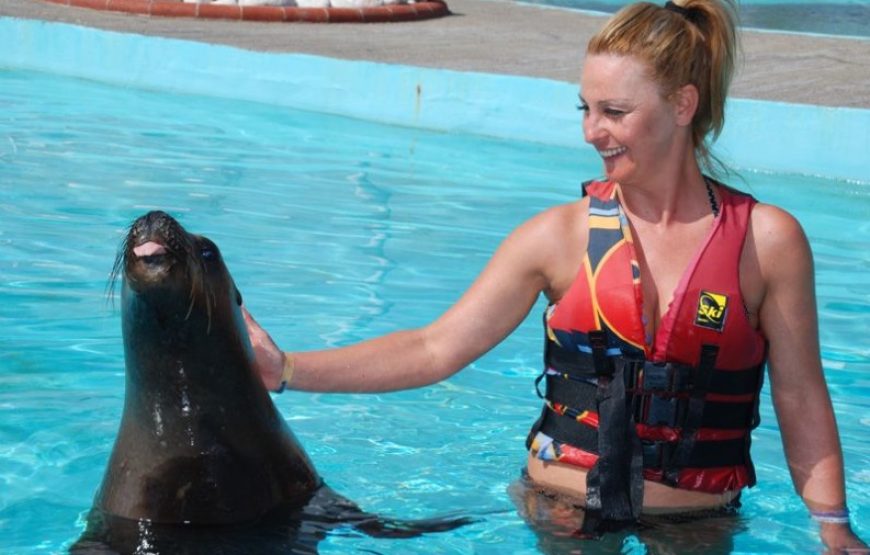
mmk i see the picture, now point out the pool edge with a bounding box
[1,16,867,183]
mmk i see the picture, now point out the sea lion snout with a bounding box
[122,211,197,289]
[128,211,188,256]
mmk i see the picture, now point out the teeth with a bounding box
[599,146,627,158]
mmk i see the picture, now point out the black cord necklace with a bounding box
[704,178,719,217]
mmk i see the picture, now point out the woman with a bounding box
[244,0,866,550]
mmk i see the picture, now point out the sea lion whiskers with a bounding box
[184,245,217,334]
[106,234,129,308]
[183,249,203,323]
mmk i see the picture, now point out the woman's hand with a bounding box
[821,522,869,554]
[242,306,287,392]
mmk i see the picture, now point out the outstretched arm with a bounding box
[754,205,867,553]
[245,203,579,393]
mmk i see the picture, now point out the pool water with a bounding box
[0,69,867,554]
[508,0,870,37]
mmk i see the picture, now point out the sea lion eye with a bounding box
[201,247,216,260]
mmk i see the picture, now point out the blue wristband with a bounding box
[810,507,850,524]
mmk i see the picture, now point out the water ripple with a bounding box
[0,69,867,555]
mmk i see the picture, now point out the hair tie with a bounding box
[664,1,690,17]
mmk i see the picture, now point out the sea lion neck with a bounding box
[120,279,262,412]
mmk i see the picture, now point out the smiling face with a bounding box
[580,54,691,185]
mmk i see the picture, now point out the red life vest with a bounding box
[527,179,767,519]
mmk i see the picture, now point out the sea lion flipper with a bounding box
[351,513,478,539]
[304,485,476,539]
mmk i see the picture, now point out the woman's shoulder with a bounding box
[748,201,807,247]
[502,198,590,297]
[711,178,805,244]
[518,198,589,242]
[746,201,813,281]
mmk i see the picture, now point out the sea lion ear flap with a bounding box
[235,286,243,306]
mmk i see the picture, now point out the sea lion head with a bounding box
[111,211,256,405]
[116,210,242,316]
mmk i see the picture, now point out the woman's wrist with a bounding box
[817,518,866,552]
[273,353,295,393]
[810,506,850,524]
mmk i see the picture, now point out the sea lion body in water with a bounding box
[72,211,470,554]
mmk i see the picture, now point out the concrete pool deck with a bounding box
[1,0,869,109]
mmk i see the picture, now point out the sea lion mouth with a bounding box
[132,241,169,266]
[127,212,187,258]
[108,211,194,298]
[133,241,168,258]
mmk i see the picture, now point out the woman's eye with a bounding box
[576,103,590,113]
[604,108,625,117]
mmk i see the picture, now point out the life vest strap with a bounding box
[583,357,643,532]
[643,437,749,469]
[545,337,763,396]
[663,344,718,485]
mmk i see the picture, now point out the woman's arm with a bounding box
[753,204,867,552]
[245,202,582,393]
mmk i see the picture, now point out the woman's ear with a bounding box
[673,83,699,127]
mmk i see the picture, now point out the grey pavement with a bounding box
[1,0,869,108]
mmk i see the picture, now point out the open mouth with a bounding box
[599,146,627,159]
[132,241,169,265]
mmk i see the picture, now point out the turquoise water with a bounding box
[509,0,870,37]
[0,69,867,554]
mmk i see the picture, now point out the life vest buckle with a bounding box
[641,440,675,470]
[588,330,614,378]
[642,362,671,391]
[645,396,682,427]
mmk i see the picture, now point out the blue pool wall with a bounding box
[1,17,868,183]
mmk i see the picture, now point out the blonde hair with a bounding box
[587,0,738,171]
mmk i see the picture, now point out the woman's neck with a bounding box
[614,161,712,226]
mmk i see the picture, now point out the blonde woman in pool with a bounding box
[244,0,867,550]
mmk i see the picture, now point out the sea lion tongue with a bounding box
[132,241,167,258]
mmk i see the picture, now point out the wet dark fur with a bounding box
[74,211,472,554]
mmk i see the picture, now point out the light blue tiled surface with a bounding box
[1,17,867,182]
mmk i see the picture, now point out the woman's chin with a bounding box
[603,165,622,182]
[601,158,634,183]
[601,157,619,180]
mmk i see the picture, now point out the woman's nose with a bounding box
[583,112,605,145]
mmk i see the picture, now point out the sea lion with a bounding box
[72,211,470,554]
